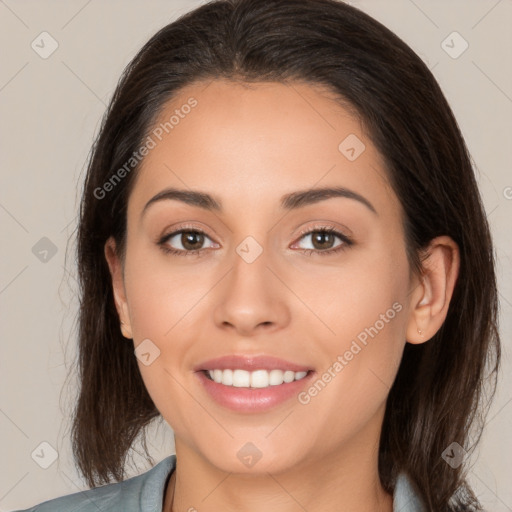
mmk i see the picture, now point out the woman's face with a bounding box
[106,79,421,475]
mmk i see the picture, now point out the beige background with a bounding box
[1,0,511,510]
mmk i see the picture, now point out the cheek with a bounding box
[123,244,213,340]
[292,243,409,348]
[291,244,409,416]
[122,256,207,430]
[121,246,230,420]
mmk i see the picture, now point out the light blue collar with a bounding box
[393,472,427,511]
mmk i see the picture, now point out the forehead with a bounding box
[128,79,397,219]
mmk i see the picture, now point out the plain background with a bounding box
[0,0,511,510]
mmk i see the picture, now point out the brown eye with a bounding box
[180,231,205,250]
[158,228,218,256]
[309,231,337,250]
[292,227,353,257]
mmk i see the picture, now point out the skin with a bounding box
[104,79,459,512]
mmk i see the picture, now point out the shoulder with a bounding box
[12,455,176,512]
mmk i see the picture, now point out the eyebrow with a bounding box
[141,185,377,217]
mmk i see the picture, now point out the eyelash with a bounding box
[157,224,353,257]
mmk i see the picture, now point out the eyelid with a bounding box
[158,222,351,242]
[158,222,217,241]
[295,220,353,238]
[297,222,350,236]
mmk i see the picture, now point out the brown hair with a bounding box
[70,0,500,509]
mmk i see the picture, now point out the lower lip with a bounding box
[196,370,315,413]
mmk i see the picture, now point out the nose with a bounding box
[213,242,291,337]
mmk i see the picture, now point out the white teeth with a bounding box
[250,369,269,388]
[233,369,250,387]
[283,370,295,383]
[221,368,233,385]
[207,369,309,387]
[269,369,284,385]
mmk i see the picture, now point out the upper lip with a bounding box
[194,355,313,372]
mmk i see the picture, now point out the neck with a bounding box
[163,428,392,512]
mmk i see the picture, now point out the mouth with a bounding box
[201,368,311,388]
[193,354,316,412]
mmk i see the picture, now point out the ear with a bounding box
[104,236,133,339]
[406,235,460,344]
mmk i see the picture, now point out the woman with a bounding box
[15,0,500,510]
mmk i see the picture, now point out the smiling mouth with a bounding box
[202,368,312,388]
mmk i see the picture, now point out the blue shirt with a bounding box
[13,455,426,511]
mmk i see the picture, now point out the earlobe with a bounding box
[406,236,460,344]
[104,237,133,339]
[405,277,431,344]
[120,320,132,339]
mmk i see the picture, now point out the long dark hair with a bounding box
[70,0,500,509]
